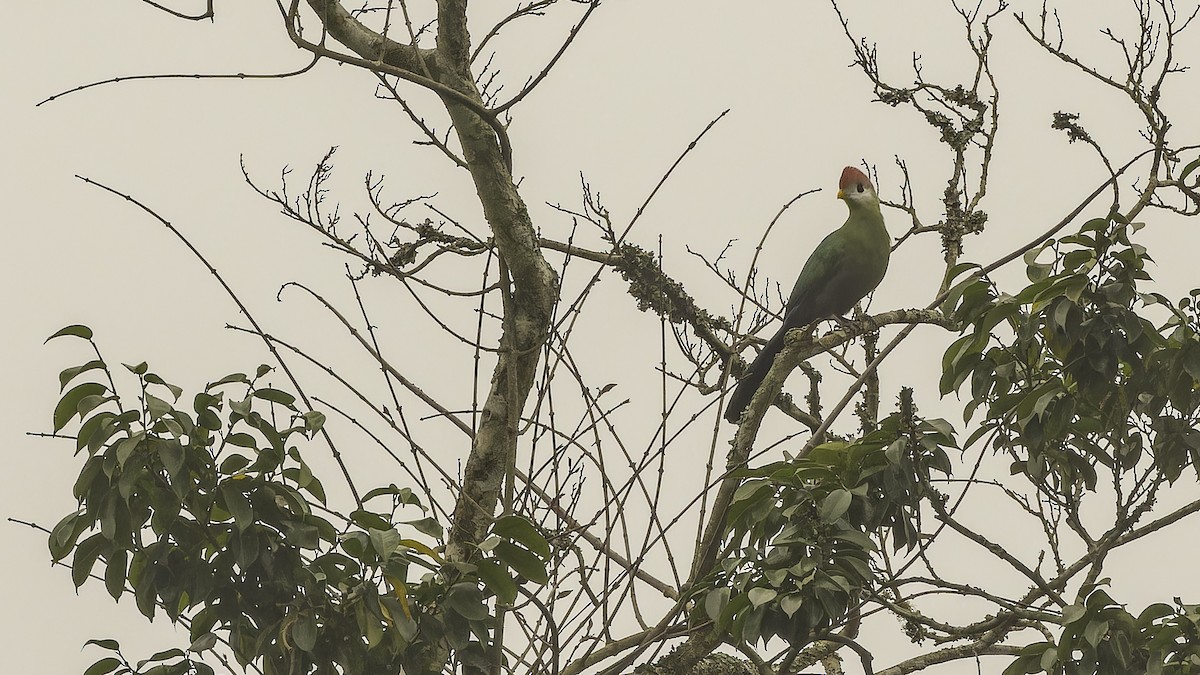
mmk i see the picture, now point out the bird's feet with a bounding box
[831,314,856,331]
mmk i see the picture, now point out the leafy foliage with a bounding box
[1003,585,1200,675]
[708,391,954,647]
[80,638,213,675]
[937,214,1200,673]
[942,216,1200,496]
[47,330,550,675]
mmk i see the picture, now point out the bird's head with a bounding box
[836,166,878,209]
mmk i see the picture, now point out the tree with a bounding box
[18,1,1200,674]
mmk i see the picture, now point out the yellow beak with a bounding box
[836,188,846,200]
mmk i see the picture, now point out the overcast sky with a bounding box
[4,2,1200,674]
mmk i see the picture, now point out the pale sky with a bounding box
[4,2,1200,674]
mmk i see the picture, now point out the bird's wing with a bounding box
[782,228,852,322]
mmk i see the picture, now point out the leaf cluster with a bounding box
[1005,584,1200,675]
[942,215,1200,496]
[46,327,552,675]
[704,396,955,647]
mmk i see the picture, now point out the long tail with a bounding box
[724,326,787,423]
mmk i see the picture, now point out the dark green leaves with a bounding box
[818,489,852,523]
[46,324,94,342]
[714,393,949,646]
[82,639,211,675]
[291,613,318,652]
[59,360,106,391]
[942,215,1200,495]
[491,515,550,557]
[44,330,557,675]
[49,509,86,562]
[54,382,109,432]
[487,516,550,586]
[1003,585,1200,675]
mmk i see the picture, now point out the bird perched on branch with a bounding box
[724,166,890,424]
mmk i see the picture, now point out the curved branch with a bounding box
[138,0,214,20]
[876,642,1023,675]
[37,55,321,107]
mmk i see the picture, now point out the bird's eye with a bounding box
[856,183,864,193]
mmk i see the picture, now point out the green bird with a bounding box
[724,166,890,423]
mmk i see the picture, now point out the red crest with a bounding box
[839,166,872,191]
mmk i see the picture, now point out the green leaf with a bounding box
[188,633,219,653]
[369,527,402,562]
[1179,156,1200,182]
[281,520,319,549]
[1062,602,1087,625]
[406,517,444,540]
[145,393,173,421]
[83,657,122,675]
[380,596,419,642]
[105,548,127,600]
[144,374,183,401]
[780,593,804,617]
[72,534,106,588]
[1038,644,1059,671]
[476,559,518,604]
[363,485,423,509]
[302,474,326,504]
[819,489,853,523]
[54,382,108,432]
[225,432,257,449]
[137,649,184,669]
[1136,603,1175,628]
[228,397,252,419]
[59,360,107,391]
[76,411,117,454]
[115,434,142,467]
[445,582,489,621]
[291,613,317,652]
[49,510,85,562]
[747,587,778,608]
[351,510,393,532]
[220,483,253,531]
[46,324,94,342]
[158,440,185,478]
[340,531,369,559]
[196,407,221,431]
[209,372,249,388]
[130,558,154,618]
[219,454,251,474]
[301,410,326,434]
[253,388,297,409]
[832,527,878,552]
[1083,618,1109,646]
[1023,244,1053,281]
[84,638,121,651]
[705,587,731,623]
[922,417,957,441]
[495,541,549,585]
[727,479,774,525]
[492,515,550,557]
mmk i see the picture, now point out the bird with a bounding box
[724,165,891,424]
